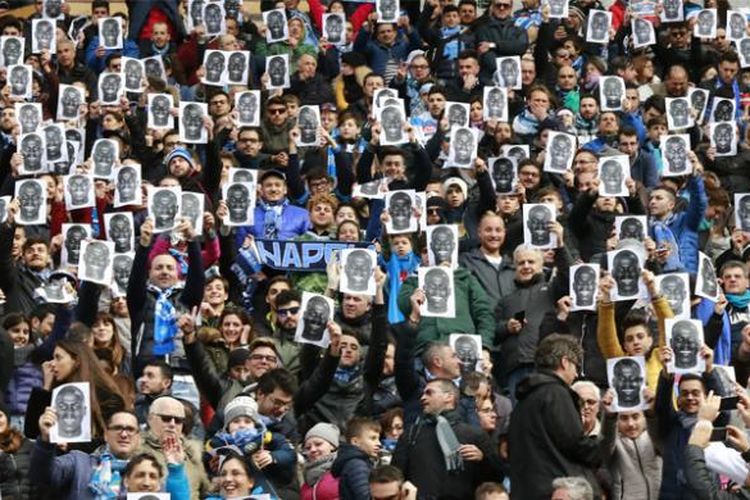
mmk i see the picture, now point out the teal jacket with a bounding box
[397,267,495,353]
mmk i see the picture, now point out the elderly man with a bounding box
[127,217,205,376]
[288,53,336,105]
[140,397,210,499]
[474,0,528,82]
[31,411,163,499]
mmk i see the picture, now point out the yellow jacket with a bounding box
[597,296,673,391]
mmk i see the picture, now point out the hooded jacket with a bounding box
[331,443,373,500]
[508,370,602,500]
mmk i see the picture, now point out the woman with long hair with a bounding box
[24,339,128,444]
[0,405,35,499]
[199,306,253,376]
[92,312,131,375]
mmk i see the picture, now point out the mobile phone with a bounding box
[710,427,728,441]
[514,311,526,321]
[720,396,740,411]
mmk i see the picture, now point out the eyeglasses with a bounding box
[250,353,278,363]
[267,108,287,115]
[277,306,300,316]
[108,424,139,435]
[155,414,185,424]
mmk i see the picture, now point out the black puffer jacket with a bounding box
[0,438,35,500]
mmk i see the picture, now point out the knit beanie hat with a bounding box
[166,146,195,171]
[304,422,340,448]
[224,396,259,430]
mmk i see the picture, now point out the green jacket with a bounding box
[397,267,495,353]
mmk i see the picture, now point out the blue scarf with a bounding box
[333,365,358,384]
[259,198,289,239]
[441,26,462,59]
[727,290,750,309]
[88,452,128,499]
[649,219,682,272]
[385,252,421,323]
[149,284,178,355]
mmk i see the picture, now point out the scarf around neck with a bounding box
[727,290,750,309]
[304,453,337,486]
[149,283,179,355]
[259,198,289,239]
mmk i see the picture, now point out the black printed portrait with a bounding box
[266,10,286,40]
[66,175,92,207]
[696,9,715,37]
[600,159,624,195]
[423,268,451,314]
[9,66,29,97]
[226,184,251,224]
[633,18,652,43]
[182,104,205,142]
[34,20,54,51]
[100,18,121,48]
[82,241,111,282]
[59,86,82,120]
[152,189,179,231]
[548,0,565,17]
[226,52,246,83]
[20,134,44,173]
[378,0,398,21]
[498,58,519,88]
[670,320,701,369]
[181,193,202,231]
[144,58,164,81]
[108,214,133,253]
[612,250,641,297]
[612,358,643,408]
[0,198,6,224]
[738,195,750,232]
[447,104,468,128]
[189,0,204,27]
[429,226,455,265]
[54,141,77,176]
[662,0,681,20]
[204,51,225,84]
[99,73,121,104]
[43,125,64,163]
[548,133,573,171]
[388,191,413,231]
[713,122,734,155]
[44,279,65,302]
[112,254,133,293]
[660,275,687,317]
[700,256,718,297]
[44,0,62,19]
[93,140,117,178]
[572,265,597,307]
[602,77,623,109]
[454,335,479,375]
[116,166,139,204]
[506,146,527,166]
[16,180,43,223]
[267,56,287,87]
[226,0,242,18]
[203,2,224,34]
[619,217,644,241]
[325,14,344,44]
[343,249,373,292]
[729,12,746,39]
[492,158,514,193]
[381,106,405,144]
[663,136,687,173]
[484,87,505,119]
[668,98,690,128]
[589,11,609,41]
[54,385,86,439]
[64,225,86,265]
[451,128,475,166]
[298,107,319,145]
[2,38,22,66]
[150,95,171,128]
[237,92,258,124]
[124,59,143,91]
[740,39,750,64]
[232,169,255,184]
[713,99,734,122]
[302,296,331,342]
[527,205,553,246]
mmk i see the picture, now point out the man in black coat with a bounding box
[508,334,602,499]
[392,378,503,500]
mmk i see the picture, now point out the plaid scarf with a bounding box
[149,283,178,355]
[259,198,289,239]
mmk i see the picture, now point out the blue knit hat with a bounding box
[166,147,195,170]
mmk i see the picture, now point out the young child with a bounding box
[642,116,668,175]
[332,416,382,500]
[379,234,421,323]
[3,313,43,430]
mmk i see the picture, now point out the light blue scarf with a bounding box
[149,283,178,355]
[259,198,289,239]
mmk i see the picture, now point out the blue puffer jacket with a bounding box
[234,201,311,248]
[353,27,422,77]
[664,174,708,274]
[4,346,42,416]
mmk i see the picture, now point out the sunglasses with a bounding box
[268,108,287,115]
[277,306,300,316]
[494,3,511,8]
[156,414,184,425]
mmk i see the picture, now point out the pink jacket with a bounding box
[300,471,339,500]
